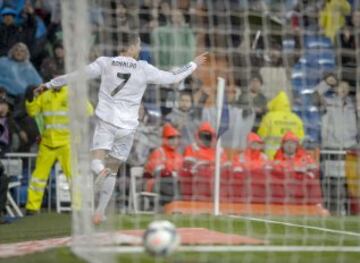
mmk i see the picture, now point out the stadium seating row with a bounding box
[179,165,322,205]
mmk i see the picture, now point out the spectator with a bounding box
[317,80,358,149]
[138,0,160,45]
[144,123,182,204]
[151,8,196,69]
[232,132,268,172]
[115,3,138,38]
[145,123,183,177]
[337,9,360,67]
[273,131,317,173]
[43,0,62,44]
[40,42,65,81]
[313,72,338,106]
[259,42,292,100]
[336,9,360,86]
[127,103,161,168]
[316,79,357,214]
[0,92,25,223]
[236,73,268,131]
[165,90,202,152]
[0,94,26,153]
[258,91,305,159]
[290,0,322,31]
[202,84,254,151]
[0,42,42,96]
[319,0,351,42]
[0,4,36,56]
[12,86,40,152]
[0,7,18,56]
[158,0,171,26]
[183,121,227,163]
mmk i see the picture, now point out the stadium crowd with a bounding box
[1,0,360,222]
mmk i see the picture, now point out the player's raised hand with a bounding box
[194,52,208,67]
[35,84,48,95]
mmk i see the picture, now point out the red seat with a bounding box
[179,164,323,205]
[221,167,246,203]
[179,168,193,201]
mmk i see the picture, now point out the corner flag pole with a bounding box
[214,77,225,216]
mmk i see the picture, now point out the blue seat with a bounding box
[305,109,321,144]
[303,35,332,49]
[291,48,335,98]
[282,38,295,53]
[303,50,335,66]
[293,107,321,144]
[291,63,321,94]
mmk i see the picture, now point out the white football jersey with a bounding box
[45,56,197,129]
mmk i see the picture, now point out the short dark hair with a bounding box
[179,90,194,104]
[118,32,140,52]
[250,73,263,84]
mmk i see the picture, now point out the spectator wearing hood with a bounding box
[0,42,42,96]
[273,131,318,173]
[320,0,351,42]
[0,6,36,56]
[258,91,305,159]
[144,123,183,205]
[183,121,227,163]
[232,132,268,172]
[145,123,183,177]
[273,131,323,207]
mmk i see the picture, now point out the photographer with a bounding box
[0,92,27,223]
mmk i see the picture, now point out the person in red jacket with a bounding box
[183,121,227,164]
[233,132,268,172]
[145,122,183,177]
[273,131,323,206]
[144,122,183,205]
[273,131,317,174]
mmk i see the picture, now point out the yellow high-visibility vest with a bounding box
[26,86,93,147]
[258,91,304,159]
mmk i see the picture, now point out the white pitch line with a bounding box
[77,245,360,254]
[228,215,360,238]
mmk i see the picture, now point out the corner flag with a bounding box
[216,78,229,139]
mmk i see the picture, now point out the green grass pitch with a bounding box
[1,213,359,263]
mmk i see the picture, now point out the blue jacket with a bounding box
[0,56,42,96]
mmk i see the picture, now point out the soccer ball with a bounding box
[143,220,180,256]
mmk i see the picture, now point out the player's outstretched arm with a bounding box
[44,57,105,89]
[144,52,208,86]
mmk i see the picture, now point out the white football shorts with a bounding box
[91,118,136,161]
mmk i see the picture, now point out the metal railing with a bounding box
[3,152,58,213]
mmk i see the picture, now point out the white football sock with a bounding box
[95,173,116,215]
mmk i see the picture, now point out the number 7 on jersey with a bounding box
[111,73,131,96]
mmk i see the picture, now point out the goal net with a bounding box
[62,0,360,262]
